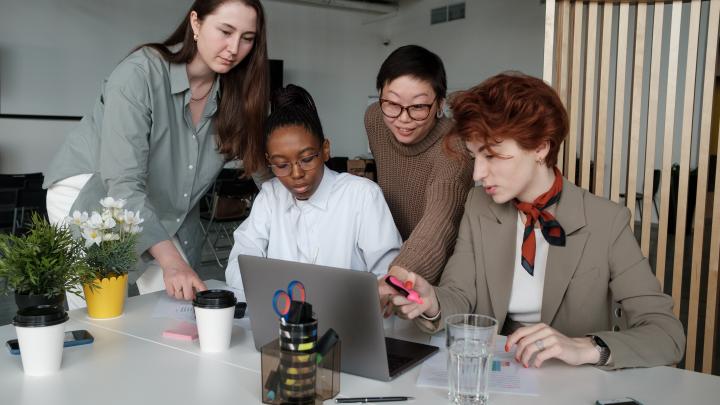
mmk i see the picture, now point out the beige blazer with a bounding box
[417,179,685,370]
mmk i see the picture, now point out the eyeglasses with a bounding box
[379,97,437,121]
[267,153,322,177]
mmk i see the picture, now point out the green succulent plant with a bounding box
[0,213,93,298]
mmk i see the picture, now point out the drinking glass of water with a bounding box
[446,314,498,405]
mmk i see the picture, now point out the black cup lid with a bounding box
[13,305,69,327]
[192,289,237,309]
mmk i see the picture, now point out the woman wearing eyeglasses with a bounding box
[225,85,402,290]
[365,45,473,294]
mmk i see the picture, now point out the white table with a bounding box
[1,280,719,404]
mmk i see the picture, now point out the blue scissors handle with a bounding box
[272,280,306,320]
[272,290,291,319]
[287,280,306,303]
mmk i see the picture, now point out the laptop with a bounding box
[238,255,439,381]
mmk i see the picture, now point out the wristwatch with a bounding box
[590,335,611,366]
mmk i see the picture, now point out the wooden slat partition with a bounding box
[610,3,630,203]
[673,0,702,367]
[555,0,572,172]
[581,3,599,190]
[656,1,682,293]
[547,0,720,374]
[544,0,557,84]
[696,0,720,374]
[594,2,613,197]
[640,3,664,257]
[626,3,647,229]
[566,1,584,183]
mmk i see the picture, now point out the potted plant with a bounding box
[0,212,92,310]
[67,197,143,319]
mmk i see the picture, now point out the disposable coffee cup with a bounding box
[13,305,69,376]
[192,289,237,352]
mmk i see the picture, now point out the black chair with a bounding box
[200,169,259,267]
[0,186,19,234]
[620,169,661,222]
[0,172,46,235]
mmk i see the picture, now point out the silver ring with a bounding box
[535,339,545,351]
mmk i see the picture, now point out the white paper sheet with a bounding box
[416,335,539,396]
[151,286,251,329]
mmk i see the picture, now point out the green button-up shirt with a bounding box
[44,47,226,281]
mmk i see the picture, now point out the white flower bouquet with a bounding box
[66,197,144,281]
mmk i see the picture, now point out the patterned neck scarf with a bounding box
[512,167,566,276]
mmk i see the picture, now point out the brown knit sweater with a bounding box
[365,102,473,285]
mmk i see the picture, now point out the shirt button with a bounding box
[188,165,194,170]
[176,218,181,223]
[192,135,196,139]
[183,193,188,198]
[183,240,188,245]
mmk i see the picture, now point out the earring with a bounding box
[193,33,198,41]
[536,158,544,165]
[436,107,445,119]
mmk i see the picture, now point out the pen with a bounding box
[335,397,414,403]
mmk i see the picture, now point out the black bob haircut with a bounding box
[376,45,447,100]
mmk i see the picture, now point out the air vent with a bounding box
[448,3,465,21]
[431,2,465,25]
[431,6,447,25]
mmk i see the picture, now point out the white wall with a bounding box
[0,0,548,173]
[263,0,383,158]
[379,0,546,90]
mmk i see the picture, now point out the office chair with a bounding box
[620,169,660,222]
[0,173,46,235]
[200,169,258,267]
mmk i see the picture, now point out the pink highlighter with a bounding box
[385,276,424,305]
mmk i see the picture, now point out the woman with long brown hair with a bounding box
[43,0,269,308]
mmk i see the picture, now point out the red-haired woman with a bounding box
[381,72,685,370]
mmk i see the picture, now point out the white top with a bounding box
[225,166,402,289]
[507,214,550,324]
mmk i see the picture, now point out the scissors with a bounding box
[272,280,306,320]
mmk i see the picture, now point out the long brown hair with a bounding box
[141,0,269,174]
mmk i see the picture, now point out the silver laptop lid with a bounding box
[238,255,391,380]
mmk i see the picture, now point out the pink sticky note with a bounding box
[162,322,198,341]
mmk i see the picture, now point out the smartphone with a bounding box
[596,398,643,405]
[6,330,94,355]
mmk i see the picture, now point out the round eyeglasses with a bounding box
[268,153,322,177]
[379,97,437,121]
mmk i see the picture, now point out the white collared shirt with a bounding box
[507,213,550,324]
[225,166,402,289]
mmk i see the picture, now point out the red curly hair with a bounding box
[446,72,568,167]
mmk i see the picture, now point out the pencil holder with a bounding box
[261,333,341,404]
[280,318,317,404]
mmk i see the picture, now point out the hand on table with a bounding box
[505,323,599,368]
[162,260,207,301]
[377,266,439,320]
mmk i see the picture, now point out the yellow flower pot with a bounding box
[83,273,128,319]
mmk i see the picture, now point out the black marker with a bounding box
[335,397,414,403]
